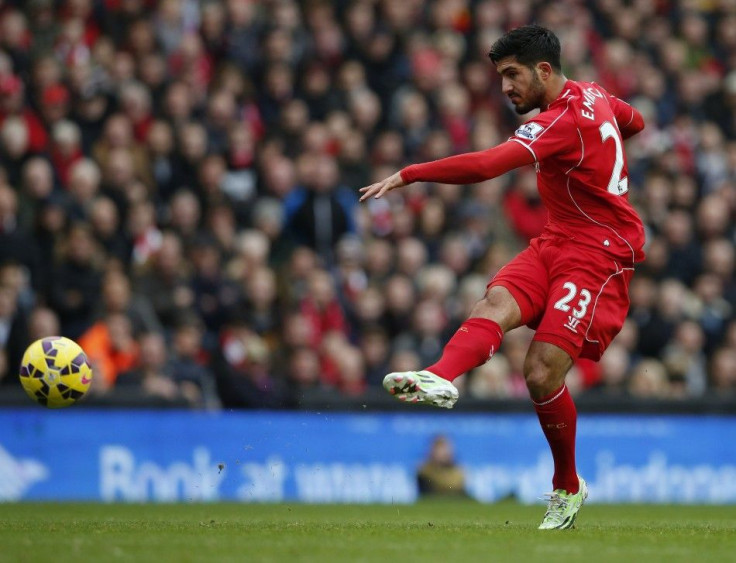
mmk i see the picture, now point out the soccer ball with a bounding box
[19,336,93,408]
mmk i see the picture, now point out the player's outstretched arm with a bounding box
[359,141,534,201]
[359,171,406,201]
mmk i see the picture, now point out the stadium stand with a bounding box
[1,0,736,410]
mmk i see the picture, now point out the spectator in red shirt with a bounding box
[503,167,548,242]
[0,74,47,154]
[299,269,349,349]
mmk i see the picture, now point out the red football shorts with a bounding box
[488,236,634,361]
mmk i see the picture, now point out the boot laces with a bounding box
[541,492,569,522]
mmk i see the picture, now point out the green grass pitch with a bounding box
[1,501,735,563]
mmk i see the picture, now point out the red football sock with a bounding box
[426,318,503,382]
[533,385,579,494]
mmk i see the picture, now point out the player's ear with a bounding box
[536,62,553,80]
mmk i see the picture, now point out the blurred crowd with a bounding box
[1,0,736,409]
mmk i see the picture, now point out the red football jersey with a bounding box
[509,80,645,264]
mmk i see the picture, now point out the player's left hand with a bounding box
[359,172,407,202]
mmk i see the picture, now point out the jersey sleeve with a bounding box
[509,102,579,163]
[399,140,535,185]
[604,92,645,139]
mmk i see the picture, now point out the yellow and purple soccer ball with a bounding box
[19,336,93,408]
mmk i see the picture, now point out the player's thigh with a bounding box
[533,250,630,361]
[487,241,549,327]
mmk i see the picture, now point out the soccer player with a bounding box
[359,25,645,529]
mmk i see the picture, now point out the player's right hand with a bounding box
[359,171,407,202]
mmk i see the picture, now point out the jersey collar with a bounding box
[546,80,575,110]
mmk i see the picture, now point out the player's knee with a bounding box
[523,355,563,398]
[523,363,550,396]
[470,287,521,332]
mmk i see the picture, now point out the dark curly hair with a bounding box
[488,25,562,72]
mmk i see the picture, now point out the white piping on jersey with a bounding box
[609,93,635,128]
[510,98,573,162]
[564,124,637,266]
[566,128,585,174]
[565,176,636,265]
[528,99,572,148]
[622,106,635,128]
[514,92,637,265]
[584,261,635,346]
[510,137,537,161]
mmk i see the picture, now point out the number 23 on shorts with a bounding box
[553,282,592,334]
